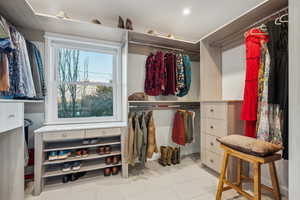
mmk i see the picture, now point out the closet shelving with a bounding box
[0,99,44,103]
[129,101,200,110]
[41,135,122,188]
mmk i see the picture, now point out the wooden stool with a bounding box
[216,144,282,200]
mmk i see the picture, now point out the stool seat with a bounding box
[216,144,282,200]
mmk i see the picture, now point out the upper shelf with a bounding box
[201,0,288,46]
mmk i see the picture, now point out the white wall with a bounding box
[128,53,201,159]
[222,45,289,195]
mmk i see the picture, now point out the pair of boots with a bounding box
[118,16,133,30]
[159,146,180,167]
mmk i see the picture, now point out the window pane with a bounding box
[57,48,113,85]
[58,84,113,118]
[56,47,114,119]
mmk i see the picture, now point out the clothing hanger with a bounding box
[279,14,288,23]
[244,24,268,37]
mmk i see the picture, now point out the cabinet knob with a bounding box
[210,109,214,112]
[210,142,214,146]
[210,126,214,129]
[62,133,67,137]
[210,159,214,163]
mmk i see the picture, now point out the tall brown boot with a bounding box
[171,148,178,165]
[167,147,173,166]
[176,147,181,164]
[118,16,125,29]
[159,146,168,167]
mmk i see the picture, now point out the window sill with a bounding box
[34,122,127,133]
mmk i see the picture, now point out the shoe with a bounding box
[75,149,82,158]
[104,168,112,176]
[125,18,133,30]
[82,149,89,157]
[62,174,71,183]
[171,148,178,165]
[58,150,69,160]
[118,16,125,29]
[111,167,119,175]
[104,146,111,154]
[62,163,71,172]
[159,146,168,167]
[112,156,120,164]
[105,157,112,165]
[98,147,105,155]
[166,147,173,166]
[48,151,58,161]
[72,162,82,171]
[90,138,99,144]
[82,139,90,145]
[70,172,86,182]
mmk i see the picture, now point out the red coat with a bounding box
[172,110,186,145]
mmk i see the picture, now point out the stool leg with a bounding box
[253,162,261,200]
[216,152,229,200]
[269,162,281,200]
[236,158,242,188]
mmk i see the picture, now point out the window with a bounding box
[45,33,125,125]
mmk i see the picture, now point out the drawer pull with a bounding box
[210,126,214,129]
[210,142,214,146]
[8,114,15,119]
[62,133,67,137]
[210,109,214,112]
[210,159,214,163]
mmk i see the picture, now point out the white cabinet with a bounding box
[0,103,23,133]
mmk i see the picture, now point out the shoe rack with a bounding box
[33,127,128,196]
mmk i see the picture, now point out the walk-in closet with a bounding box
[0,0,299,200]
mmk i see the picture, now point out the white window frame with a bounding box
[44,33,125,125]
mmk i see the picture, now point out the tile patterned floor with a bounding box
[25,156,287,200]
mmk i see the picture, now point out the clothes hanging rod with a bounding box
[128,41,200,54]
[129,104,200,111]
[211,6,288,47]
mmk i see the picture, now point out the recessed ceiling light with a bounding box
[182,8,191,16]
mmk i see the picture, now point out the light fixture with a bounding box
[182,8,191,16]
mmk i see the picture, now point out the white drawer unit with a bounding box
[85,128,121,138]
[201,101,244,174]
[43,130,85,141]
[0,103,23,133]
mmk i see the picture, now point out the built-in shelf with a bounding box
[43,150,121,165]
[128,100,200,103]
[44,137,121,152]
[43,160,122,178]
[0,99,44,103]
[44,170,121,189]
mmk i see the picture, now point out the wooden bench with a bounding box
[216,144,282,200]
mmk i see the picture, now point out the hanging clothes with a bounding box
[144,52,166,96]
[163,53,176,95]
[175,54,185,95]
[26,41,46,97]
[177,55,191,97]
[256,42,271,141]
[0,16,14,92]
[172,110,186,145]
[241,28,269,138]
[139,112,148,164]
[127,113,135,166]
[185,110,195,144]
[266,21,289,159]
[134,114,143,163]
[9,26,36,97]
[146,111,158,158]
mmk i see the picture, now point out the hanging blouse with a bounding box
[144,52,165,96]
[175,54,185,95]
[163,53,176,95]
[177,55,191,97]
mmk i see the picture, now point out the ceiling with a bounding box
[27,0,266,42]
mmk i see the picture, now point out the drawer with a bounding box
[43,130,85,141]
[0,103,23,133]
[203,118,227,137]
[85,128,121,138]
[205,151,222,173]
[202,103,227,119]
[205,134,223,155]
